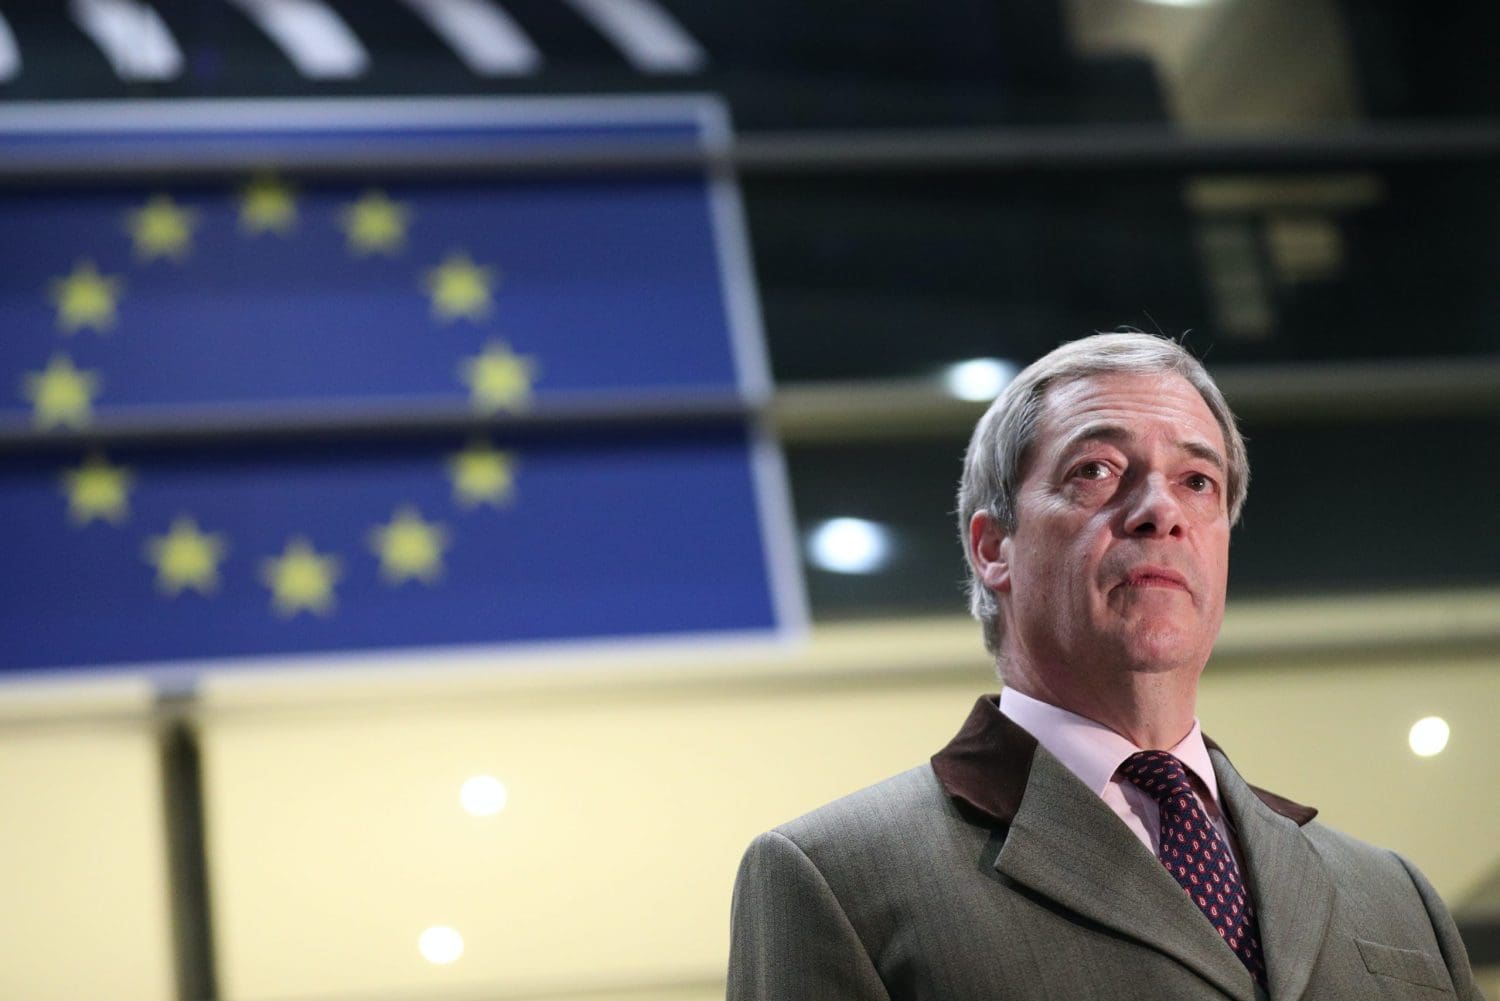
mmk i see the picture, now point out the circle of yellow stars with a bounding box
[26,180,540,429]
[59,437,520,617]
[25,175,542,619]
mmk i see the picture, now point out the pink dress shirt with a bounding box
[998,687,1245,867]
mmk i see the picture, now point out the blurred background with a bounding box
[1,0,1499,999]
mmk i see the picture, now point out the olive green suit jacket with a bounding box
[728,696,1483,1001]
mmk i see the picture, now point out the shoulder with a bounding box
[1215,749,1442,917]
[775,764,952,847]
[1301,820,1408,874]
[1300,820,1460,936]
[730,772,965,1001]
[1299,820,1482,996]
[735,763,993,953]
[743,763,990,905]
[764,763,993,870]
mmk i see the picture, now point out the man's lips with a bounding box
[1118,566,1190,591]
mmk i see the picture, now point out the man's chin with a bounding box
[1112,623,1212,675]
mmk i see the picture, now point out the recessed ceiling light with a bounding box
[1408,716,1450,758]
[418,925,464,965]
[807,518,893,574]
[459,775,508,816]
[942,358,1017,402]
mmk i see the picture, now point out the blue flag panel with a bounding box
[0,100,760,425]
[0,429,780,675]
[0,98,801,678]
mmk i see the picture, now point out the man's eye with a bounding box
[1184,472,1216,493]
[1075,461,1111,480]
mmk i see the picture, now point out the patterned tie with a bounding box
[1118,750,1267,989]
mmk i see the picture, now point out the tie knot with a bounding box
[1118,749,1194,803]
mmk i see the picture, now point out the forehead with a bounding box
[1033,371,1226,456]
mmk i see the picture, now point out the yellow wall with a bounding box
[0,590,1496,1001]
[0,680,174,1001]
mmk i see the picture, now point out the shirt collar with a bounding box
[930,695,1317,827]
[998,687,1223,806]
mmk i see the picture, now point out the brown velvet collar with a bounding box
[931,695,1318,827]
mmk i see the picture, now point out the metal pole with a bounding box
[158,691,218,1001]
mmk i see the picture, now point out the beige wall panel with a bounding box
[200,614,1498,1001]
[202,675,991,1000]
[1197,653,1499,898]
[0,717,174,1001]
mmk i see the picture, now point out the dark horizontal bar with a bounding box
[739,119,1500,174]
[5,120,1500,182]
[772,357,1500,443]
[0,391,759,455]
[2,356,1495,454]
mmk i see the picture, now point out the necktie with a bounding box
[1118,750,1267,989]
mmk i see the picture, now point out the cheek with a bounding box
[1036,535,1105,604]
[1196,527,1226,556]
[1200,543,1232,605]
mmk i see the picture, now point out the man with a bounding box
[727,332,1482,1000]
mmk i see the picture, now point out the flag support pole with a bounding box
[158,690,218,1001]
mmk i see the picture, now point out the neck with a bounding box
[1000,658,1199,749]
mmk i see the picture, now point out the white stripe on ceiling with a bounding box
[0,12,19,81]
[69,0,184,81]
[400,0,541,76]
[228,0,369,79]
[563,0,705,75]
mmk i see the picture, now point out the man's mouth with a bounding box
[1120,566,1190,592]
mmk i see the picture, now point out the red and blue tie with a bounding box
[1119,749,1267,989]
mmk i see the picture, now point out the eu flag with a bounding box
[0,97,803,679]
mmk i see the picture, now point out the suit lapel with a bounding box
[996,748,1258,1001]
[933,698,1328,1001]
[1213,752,1333,1001]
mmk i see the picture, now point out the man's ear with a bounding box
[968,511,1012,593]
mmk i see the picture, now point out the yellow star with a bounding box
[368,505,449,585]
[126,193,198,261]
[340,189,410,256]
[22,354,101,429]
[260,537,341,617]
[60,453,133,526]
[458,340,536,413]
[447,440,518,509]
[425,250,497,321]
[239,175,298,236]
[49,260,124,333]
[145,516,229,596]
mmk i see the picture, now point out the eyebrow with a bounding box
[1059,422,1226,473]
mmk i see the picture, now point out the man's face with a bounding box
[993,371,1232,679]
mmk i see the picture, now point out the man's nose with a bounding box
[1122,472,1184,538]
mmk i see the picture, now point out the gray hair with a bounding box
[957,332,1249,655]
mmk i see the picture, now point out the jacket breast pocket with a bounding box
[1355,938,1452,993]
